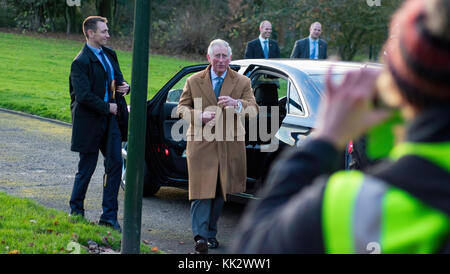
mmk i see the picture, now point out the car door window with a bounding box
[251,72,288,99]
[287,83,304,116]
[166,73,195,103]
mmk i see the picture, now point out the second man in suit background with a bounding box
[244,20,280,59]
[291,22,327,59]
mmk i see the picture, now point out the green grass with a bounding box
[0,32,198,123]
[0,191,158,254]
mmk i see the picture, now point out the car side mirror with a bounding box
[167,89,183,103]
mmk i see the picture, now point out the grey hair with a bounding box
[207,39,232,57]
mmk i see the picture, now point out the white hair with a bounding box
[207,39,232,57]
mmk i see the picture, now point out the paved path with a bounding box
[0,108,246,254]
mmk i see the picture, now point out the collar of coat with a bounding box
[82,43,115,64]
[198,65,239,105]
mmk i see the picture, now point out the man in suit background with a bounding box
[177,39,258,254]
[290,22,327,59]
[69,16,129,232]
[244,20,281,59]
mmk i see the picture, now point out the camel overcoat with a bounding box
[177,66,258,200]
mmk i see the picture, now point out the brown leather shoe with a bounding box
[194,238,208,254]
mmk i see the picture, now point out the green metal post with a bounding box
[121,0,150,254]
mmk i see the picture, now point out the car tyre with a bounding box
[121,142,161,196]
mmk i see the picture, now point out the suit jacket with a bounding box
[290,37,327,59]
[177,66,258,200]
[69,44,128,153]
[244,38,280,59]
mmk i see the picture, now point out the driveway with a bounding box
[0,108,246,254]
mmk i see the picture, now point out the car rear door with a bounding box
[145,65,207,180]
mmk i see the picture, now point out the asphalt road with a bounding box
[0,108,247,254]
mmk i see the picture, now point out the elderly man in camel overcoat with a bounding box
[177,39,258,254]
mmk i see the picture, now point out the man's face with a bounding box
[260,22,272,39]
[310,23,322,40]
[207,45,231,76]
[88,21,110,48]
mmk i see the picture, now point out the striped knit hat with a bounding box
[384,0,450,107]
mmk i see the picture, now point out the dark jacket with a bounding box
[230,107,450,253]
[244,38,280,59]
[290,37,327,59]
[69,44,128,153]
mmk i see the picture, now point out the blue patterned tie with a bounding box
[214,77,223,98]
[99,50,112,102]
[263,40,269,59]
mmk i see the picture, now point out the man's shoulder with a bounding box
[187,68,208,82]
[320,39,328,46]
[228,68,250,83]
[247,38,260,46]
[299,37,309,43]
[72,46,90,65]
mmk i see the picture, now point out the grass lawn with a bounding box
[0,31,198,123]
[0,191,159,254]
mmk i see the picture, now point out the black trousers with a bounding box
[70,116,122,221]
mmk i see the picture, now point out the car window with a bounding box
[166,72,196,103]
[288,83,304,116]
[251,72,288,99]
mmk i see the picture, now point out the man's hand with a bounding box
[109,103,118,115]
[314,67,390,150]
[217,96,238,108]
[202,111,216,125]
[116,82,130,95]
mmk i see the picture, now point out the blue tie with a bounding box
[214,77,223,98]
[99,50,112,102]
[263,40,269,59]
[310,40,317,59]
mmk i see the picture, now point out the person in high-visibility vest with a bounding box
[230,0,450,254]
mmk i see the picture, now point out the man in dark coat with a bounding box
[244,20,281,59]
[69,16,129,232]
[290,22,327,59]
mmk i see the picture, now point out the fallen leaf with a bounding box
[53,221,59,226]
[142,240,150,245]
[8,250,20,254]
[151,247,159,252]
[179,241,185,245]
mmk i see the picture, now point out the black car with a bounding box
[121,59,382,200]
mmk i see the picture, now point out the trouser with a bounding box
[69,117,122,221]
[190,181,225,240]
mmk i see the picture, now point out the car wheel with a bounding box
[120,142,161,196]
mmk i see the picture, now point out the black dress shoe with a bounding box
[99,219,122,233]
[207,238,219,249]
[194,238,208,254]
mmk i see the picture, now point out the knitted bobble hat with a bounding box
[384,0,450,107]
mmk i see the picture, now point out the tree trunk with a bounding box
[97,0,115,33]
